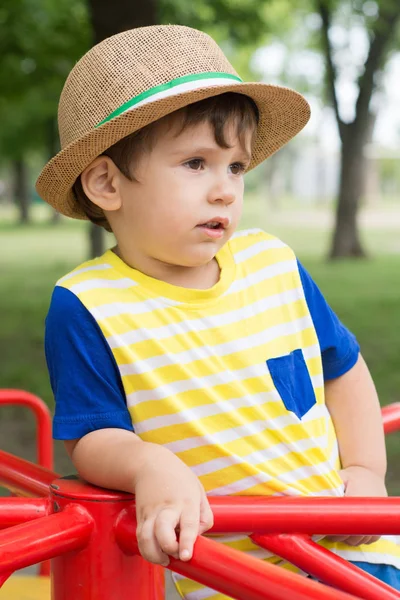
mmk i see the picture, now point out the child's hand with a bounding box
[133,445,214,566]
[328,465,387,546]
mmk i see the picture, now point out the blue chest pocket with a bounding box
[267,349,317,420]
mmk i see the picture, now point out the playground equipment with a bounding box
[1,389,400,600]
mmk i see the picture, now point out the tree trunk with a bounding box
[89,223,106,257]
[87,0,157,43]
[13,159,30,225]
[329,113,376,259]
[86,224,103,258]
[330,133,366,258]
[47,117,62,224]
[317,0,400,259]
[86,0,158,258]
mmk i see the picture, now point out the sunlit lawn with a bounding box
[1,199,400,492]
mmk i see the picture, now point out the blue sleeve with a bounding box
[45,286,134,440]
[297,260,360,380]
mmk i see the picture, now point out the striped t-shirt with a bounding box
[46,229,400,599]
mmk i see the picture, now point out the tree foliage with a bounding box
[2,0,400,258]
[0,0,91,159]
[0,0,294,165]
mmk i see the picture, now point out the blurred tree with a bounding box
[0,0,91,222]
[6,0,396,259]
[88,0,157,42]
[252,0,400,258]
[13,160,29,224]
[316,0,400,258]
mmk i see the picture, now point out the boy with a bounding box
[37,25,400,597]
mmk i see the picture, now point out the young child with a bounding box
[37,25,400,597]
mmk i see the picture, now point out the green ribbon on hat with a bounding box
[96,72,243,128]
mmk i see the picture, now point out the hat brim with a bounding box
[36,82,310,219]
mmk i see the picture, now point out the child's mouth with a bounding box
[197,219,228,239]
[199,221,223,229]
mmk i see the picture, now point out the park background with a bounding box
[1,0,400,498]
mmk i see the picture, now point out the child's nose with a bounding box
[208,182,236,206]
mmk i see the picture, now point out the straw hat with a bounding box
[36,25,310,219]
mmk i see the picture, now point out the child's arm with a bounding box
[325,353,387,546]
[65,428,214,565]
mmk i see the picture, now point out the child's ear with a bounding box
[80,156,122,212]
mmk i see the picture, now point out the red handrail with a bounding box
[382,403,400,434]
[164,535,359,600]
[253,533,400,600]
[0,497,49,528]
[0,477,400,599]
[115,497,400,600]
[115,496,400,536]
[0,389,53,471]
[0,449,58,497]
[0,505,92,574]
[0,397,400,599]
[0,390,55,577]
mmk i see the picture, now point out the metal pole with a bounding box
[0,497,49,528]
[0,389,53,470]
[0,389,54,576]
[382,403,400,434]
[115,512,358,600]
[50,476,164,600]
[0,505,92,573]
[252,533,400,600]
[205,496,400,535]
[0,449,58,497]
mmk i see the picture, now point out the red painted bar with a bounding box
[0,389,53,471]
[206,496,400,534]
[252,533,400,600]
[51,476,164,600]
[0,449,58,497]
[382,403,400,434]
[169,536,361,600]
[98,497,400,538]
[0,389,54,575]
[0,571,13,588]
[116,513,358,600]
[0,505,92,576]
[0,497,49,528]
[0,390,54,577]
[0,398,398,597]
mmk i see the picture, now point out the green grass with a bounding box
[1,201,400,492]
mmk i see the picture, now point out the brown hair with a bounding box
[72,92,259,232]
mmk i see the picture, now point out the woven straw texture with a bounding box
[36,25,311,219]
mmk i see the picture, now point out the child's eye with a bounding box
[230,162,246,175]
[185,159,204,171]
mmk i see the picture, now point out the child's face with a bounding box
[112,117,253,276]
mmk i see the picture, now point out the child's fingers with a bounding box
[364,535,380,545]
[198,490,214,534]
[137,517,170,566]
[326,534,351,543]
[328,534,379,546]
[178,504,201,561]
[154,508,180,559]
[345,535,380,546]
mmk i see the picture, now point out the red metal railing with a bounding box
[0,497,49,528]
[0,389,54,577]
[0,389,53,471]
[382,403,400,434]
[252,533,399,600]
[0,393,400,599]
